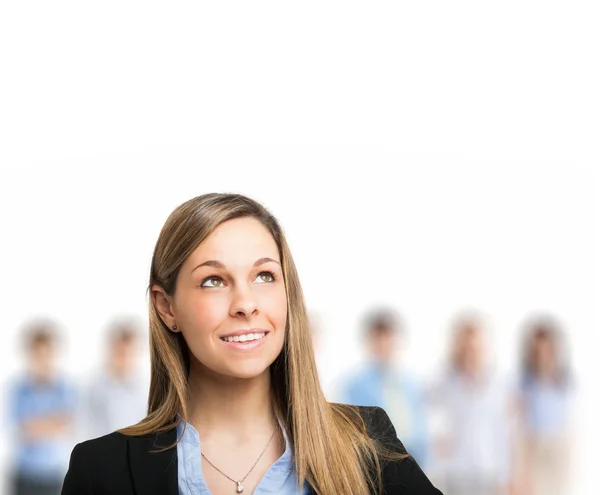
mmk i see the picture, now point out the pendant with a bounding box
[236,481,244,493]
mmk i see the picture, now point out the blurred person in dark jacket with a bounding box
[7,320,76,495]
[514,316,574,495]
[429,313,515,495]
[342,307,430,466]
[81,317,148,439]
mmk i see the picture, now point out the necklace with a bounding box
[201,422,279,493]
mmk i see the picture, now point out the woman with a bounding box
[62,193,441,494]
[516,317,574,495]
[428,314,513,495]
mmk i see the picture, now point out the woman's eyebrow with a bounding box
[254,257,280,267]
[192,257,280,273]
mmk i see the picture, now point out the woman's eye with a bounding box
[201,277,224,288]
[255,272,275,283]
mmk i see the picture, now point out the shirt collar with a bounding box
[175,414,293,462]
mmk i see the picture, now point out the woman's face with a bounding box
[164,216,287,380]
[532,334,557,374]
[456,326,485,373]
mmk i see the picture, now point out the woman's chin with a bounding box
[199,359,272,381]
[189,347,281,381]
[225,363,271,381]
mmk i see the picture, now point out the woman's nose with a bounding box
[229,287,259,317]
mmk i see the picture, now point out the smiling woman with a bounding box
[152,216,289,385]
[61,193,442,495]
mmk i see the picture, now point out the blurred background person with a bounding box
[341,307,429,466]
[6,319,76,495]
[429,313,515,495]
[80,317,148,440]
[515,316,574,495]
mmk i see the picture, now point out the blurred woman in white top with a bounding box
[429,313,515,495]
[82,318,148,439]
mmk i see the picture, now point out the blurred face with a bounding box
[457,326,485,373]
[109,338,137,372]
[158,217,288,380]
[532,335,557,375]
[28,341,56,379]
[369,329,398,364]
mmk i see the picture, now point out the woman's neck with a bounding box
[186,363,276,443]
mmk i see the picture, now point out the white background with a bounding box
[1,1,598,494]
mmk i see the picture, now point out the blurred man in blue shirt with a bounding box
[342,308,429,466]
[8,320,76,495]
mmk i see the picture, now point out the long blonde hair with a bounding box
[121,193,404,494]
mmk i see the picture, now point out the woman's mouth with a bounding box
[220,332,267,343]
[219,331,269,351]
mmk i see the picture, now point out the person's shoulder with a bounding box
[68,430,168,482]
[330,403,383,418]
[7,374,30,394]
[332,404,443,494]
[63,431,137,494]
[353,404,385,421]
[330,403,390,424]
[71,431,130,460]
[354,405,397,436]
[331,404,402,449]
[343,364,373,384]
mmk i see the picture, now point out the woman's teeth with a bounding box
[221,332,266,343]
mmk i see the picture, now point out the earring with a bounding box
[171,325,178,332]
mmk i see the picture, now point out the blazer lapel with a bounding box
[128,428,179,495]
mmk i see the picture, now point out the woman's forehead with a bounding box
[187,217,280,267]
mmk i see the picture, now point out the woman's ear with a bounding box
[151,284,178,331]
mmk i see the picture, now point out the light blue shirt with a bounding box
[8,374,77,480]
[521,376,573,436]
[176,418,310,495]
[343,362,429,466]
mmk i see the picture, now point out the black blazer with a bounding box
[62,406,442,494]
